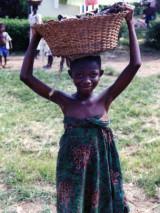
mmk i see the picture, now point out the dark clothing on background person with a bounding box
[143,5,156,27]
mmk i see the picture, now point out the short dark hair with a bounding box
[70,55,101,70]
[32,5,38,11]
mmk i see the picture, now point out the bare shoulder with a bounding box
[96,88,113,110]
[49,89,75,108]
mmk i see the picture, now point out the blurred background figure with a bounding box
[57,14,69,73]
[143,1,156,27]
[134,18,147,29]
[81,0,99,13]
[0,23,12,68]
[28,4,42,41]
[28,4,42,58]
[38,38,54,69]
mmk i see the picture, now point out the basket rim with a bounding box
[34,10,128,27]
[33,10,128,57]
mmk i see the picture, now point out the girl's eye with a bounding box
[90,73,97,78]
[76,73,83,78]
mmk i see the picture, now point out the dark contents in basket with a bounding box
[57,2,127,21]
[100,2,127,14]
[76,2,127,19]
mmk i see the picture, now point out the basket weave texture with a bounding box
[34,11,127,57]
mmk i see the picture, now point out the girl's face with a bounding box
[71,61,103,96]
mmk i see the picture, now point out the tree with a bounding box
[157,0,160,12]
[0,0,28,18]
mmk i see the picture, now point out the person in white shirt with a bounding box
[0,23,12,68]
[28,5,42,41]
[38,38,54,69]
[28,4,42,58]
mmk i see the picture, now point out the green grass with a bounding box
[0,185,56,208]
[0,68,160,209]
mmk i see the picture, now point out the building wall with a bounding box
[38,0,79,18]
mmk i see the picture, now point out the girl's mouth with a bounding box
[82,86,92,90]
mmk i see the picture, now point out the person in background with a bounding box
[28,4,42,58]
[143,2,156,27]
[38,38,54,69]
[28,4,42,41]
[57,15,68,73]
[0,23,12,68]
[43,45,54,69]
[85,0,99,11]
[39,37,66,71]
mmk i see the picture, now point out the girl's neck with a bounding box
[74,92,93,101]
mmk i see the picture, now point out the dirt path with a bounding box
[0,182,159,213]
[4,49,160,77]
[102,49,160,77]
[124,183,160,213]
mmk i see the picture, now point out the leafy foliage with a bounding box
[0,0,28,18]
[132,2,144,16]
[0,18,29,51]
[156,0,160,12]
[60,0,68,4]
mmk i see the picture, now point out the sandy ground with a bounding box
[0,182,159,213]
[102,49,160,77]
[3,49,160,77]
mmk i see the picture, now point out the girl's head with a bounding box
[32,5,38,14]
[68,56,103,96]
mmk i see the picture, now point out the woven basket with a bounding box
[34,11,127,57]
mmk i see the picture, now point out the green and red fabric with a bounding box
[56,116,129,213]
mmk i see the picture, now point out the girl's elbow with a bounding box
[20,74,29,83]
[135,62,142,70]
[130,62,142,71]
[20,74,25,81]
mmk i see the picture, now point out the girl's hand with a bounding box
[124,4,134,22]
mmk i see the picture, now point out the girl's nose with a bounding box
[83,77,91,84]
[82,78,92,88]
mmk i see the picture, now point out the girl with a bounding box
[20,6,141,213]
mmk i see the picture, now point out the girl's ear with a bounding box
[68,69,72,78]
[100,69,104,76]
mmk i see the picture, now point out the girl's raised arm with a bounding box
[20,30,69,109]
[101,6,142,108]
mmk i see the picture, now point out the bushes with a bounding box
[132,2,144,16]
[145,19,160,49]
[0,18,29,52]
[0,0,28,18]
[0,16,56,52]
[60,0,68,4]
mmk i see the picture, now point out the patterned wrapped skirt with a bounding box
[56,116,129,213]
